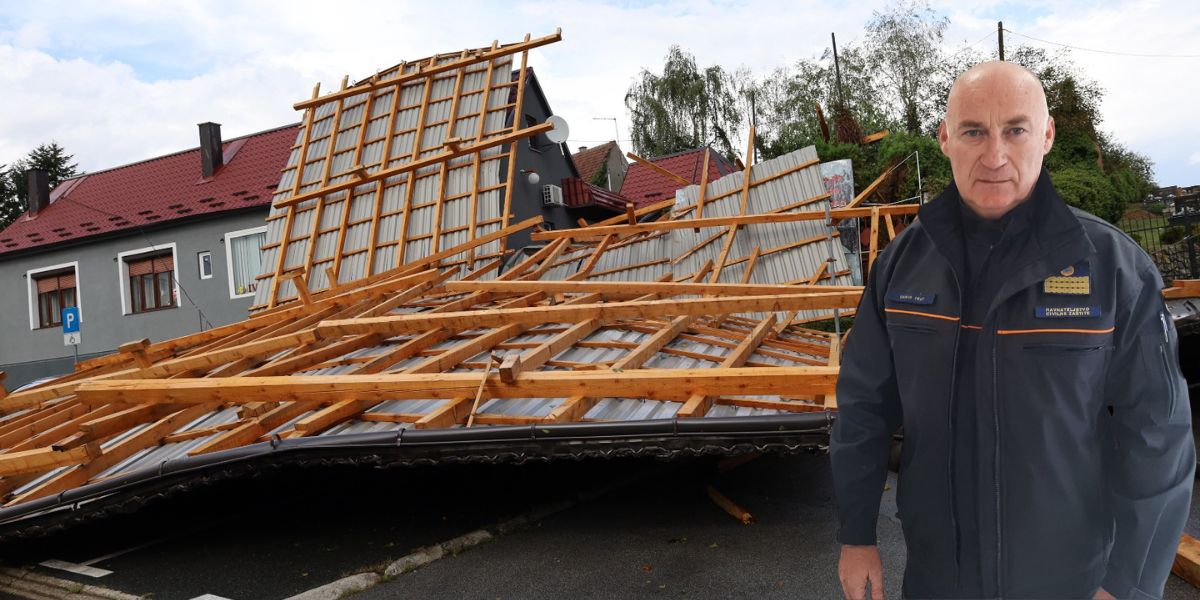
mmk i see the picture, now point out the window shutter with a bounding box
[128,257,155,276]
[128,254,173,276]
[35,271,76,293]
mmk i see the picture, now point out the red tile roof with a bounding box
[0,124,299,256]
[571,141,617,184]
[619,147,737,208]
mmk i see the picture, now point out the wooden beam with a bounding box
[273,123,554,210]
[695,149,712,220]
[8,403,216,505]
[74,367,839,406]
[861,130,890,144]
[588,198,676,227]
[0,444,99,478]
[444,280,858,297]
[1174,534,1200,589]
[292,31,562,110]
[119,339,153,369]
[612,315,695,370]
[677,314,777,418]
[830,168,892,225]
[869,206,881,276]
[531,204,920,241]
[625,152,689,186]
[315,292,861,338]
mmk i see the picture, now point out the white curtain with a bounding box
[230,232,266,296]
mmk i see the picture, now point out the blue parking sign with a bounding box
[62,307,80,333]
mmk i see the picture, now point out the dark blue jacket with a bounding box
[831,170,1194,599]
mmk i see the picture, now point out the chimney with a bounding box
[198,122,223,178]
[578,145,588,153]
[26,169,49,216]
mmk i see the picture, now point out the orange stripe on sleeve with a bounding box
[884,308,960,322]
[996,326,1115,335]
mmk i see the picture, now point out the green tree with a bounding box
[625,46,751,161]
[1052,164,1124,223]
[1,142,81,230]
[863,0,949,134]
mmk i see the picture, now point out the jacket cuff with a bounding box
[837,520,878,546]
[1100,563,1135,599]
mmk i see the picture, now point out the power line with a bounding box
[1004,28,1200,59]
[54,194,215,330]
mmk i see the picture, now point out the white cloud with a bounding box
[1188,152,1200,165]
[0,0,1197,187]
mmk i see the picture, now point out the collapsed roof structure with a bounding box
[0,31,923,537]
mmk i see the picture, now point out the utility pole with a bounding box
[832,32,845,110]
[998,21,1005,61]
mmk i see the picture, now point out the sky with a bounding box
[0,0,1197,187]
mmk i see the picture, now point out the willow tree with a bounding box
[625,46,751,161]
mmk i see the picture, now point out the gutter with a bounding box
[0,412,833,538]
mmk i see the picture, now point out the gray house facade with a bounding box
[0,124,298,389]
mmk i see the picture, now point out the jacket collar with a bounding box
[916,167,1096,313]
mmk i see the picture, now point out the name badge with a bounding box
[1035,305,1101,319]
[887,291,936,306]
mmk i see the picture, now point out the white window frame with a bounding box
[26,261,81,331]
[225,226,268,299]
[198,251,213,280]
[117,242,179,315]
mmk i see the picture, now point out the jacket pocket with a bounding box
[887,322,936,335]
[1020,343,1105,355]
[1160,343,1178,418]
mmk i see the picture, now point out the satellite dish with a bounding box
[545,115,570,144]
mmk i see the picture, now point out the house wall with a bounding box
[604,147,629,192]
[0,209,269,389]
[504,84,579,251]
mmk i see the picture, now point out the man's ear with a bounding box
[1043,115,1056,155]
[938,121,950,156]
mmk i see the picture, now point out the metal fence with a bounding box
[1120,198,1199,281]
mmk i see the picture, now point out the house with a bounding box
[571,141,628,192]
[619,146,737,208]
[0,123,298,388]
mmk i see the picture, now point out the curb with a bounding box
[0,567,140,600]
[283,572,380,600]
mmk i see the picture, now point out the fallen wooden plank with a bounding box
[0,444,99,478]
[1174,534,1200,589]
[316,292,862,337]
[531,204,920,241]
[74,367,840,406]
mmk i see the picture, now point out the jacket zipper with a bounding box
[992,325,1003,595]
[946,264,964,585]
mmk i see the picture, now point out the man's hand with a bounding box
[839,544,885,600]
[1093,587,1116,600]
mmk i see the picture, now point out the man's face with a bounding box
[938,67,1055,220]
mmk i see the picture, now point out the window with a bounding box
[33,269,77,329]
[198,251,213,280]
[525,115,545,152]
[226,226,267,299]
[127,253,176,313]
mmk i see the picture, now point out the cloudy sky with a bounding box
[1,0,1197,186]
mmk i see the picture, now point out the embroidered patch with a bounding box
[1043,276,1091,295]
[887,291,936,305]
[1044,261,1090,295]
[1035,305,1101,319]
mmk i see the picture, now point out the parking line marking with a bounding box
[38,558,113,578]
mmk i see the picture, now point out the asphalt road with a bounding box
[2,451,1199,599]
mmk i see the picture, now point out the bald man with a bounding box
[831,62,1193,600]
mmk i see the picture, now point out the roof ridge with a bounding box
[55,122,301,183]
